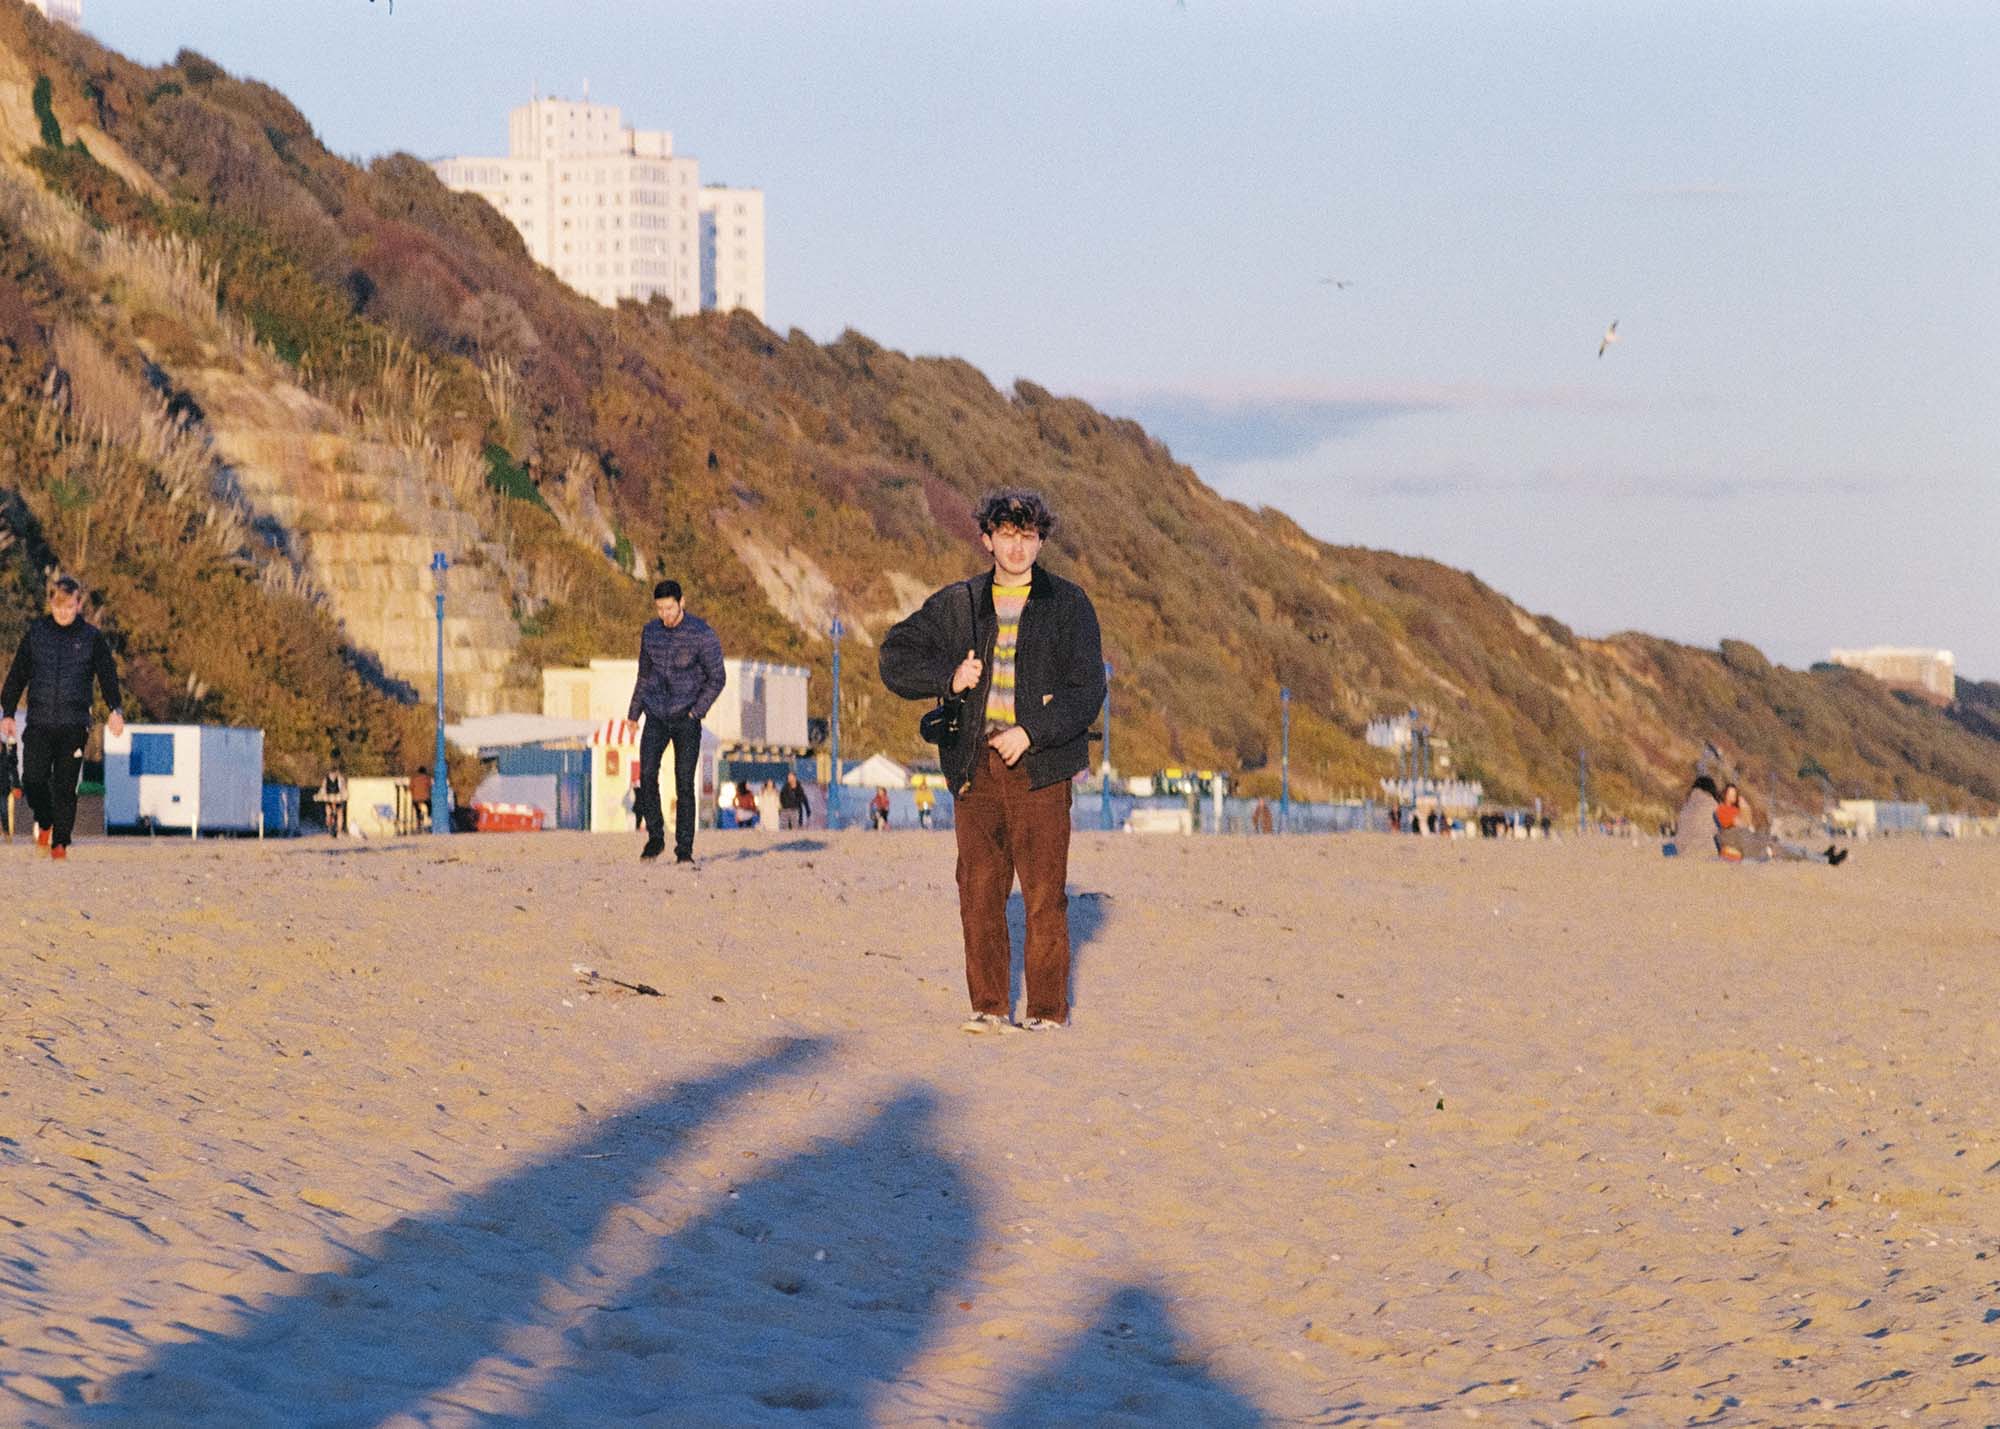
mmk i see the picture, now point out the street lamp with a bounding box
[827,616,843,830]
[1577,747,1589,836]
[1279,686,1291,832]
[430,551,451,834]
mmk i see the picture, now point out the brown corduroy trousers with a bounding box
[954,746,1073,1022]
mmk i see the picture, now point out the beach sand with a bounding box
[2,829,1997,1425]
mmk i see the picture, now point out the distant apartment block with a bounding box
[1828,646,1956,704]
[434,96,765,320]
[26,0,82,26]
[699,186,765,317]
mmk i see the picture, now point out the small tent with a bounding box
[839,752,910,789]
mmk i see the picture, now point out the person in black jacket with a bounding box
[778,770,811,830]
[0,577,125,859]
[880,490,1104,1033]
[628,579,726,864]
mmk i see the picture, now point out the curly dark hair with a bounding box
[975,489,1055,538]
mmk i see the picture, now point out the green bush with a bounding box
[482,443,547,510]
[31,75,61,148]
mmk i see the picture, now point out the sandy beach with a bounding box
[3,829,1998,1426]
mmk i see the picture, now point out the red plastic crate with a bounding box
[472,801,546,833]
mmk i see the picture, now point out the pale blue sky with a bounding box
[86,1,1999,678]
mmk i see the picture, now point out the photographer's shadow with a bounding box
[76,1039,829,1426]
[492,1087,980,1424]
[993,1282,1266,1427]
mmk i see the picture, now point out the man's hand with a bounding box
[988,725,1031,766]
[949,648,983,695]
[0,716,12,742]
[107,711,124,738]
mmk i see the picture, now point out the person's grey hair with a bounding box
[975,489,1055,538]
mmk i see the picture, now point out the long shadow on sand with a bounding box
[69,1038,829,1426]
[1005,886,1112,1016]
[991,1282,1266,1426]
[488,1088,979,1424]
[63,1039,1271,1424]
[724,837,829,862]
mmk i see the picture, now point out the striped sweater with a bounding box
[982,582,1030,730]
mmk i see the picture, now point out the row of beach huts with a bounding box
[70,658,817,839]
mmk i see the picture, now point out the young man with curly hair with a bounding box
[881,490,1105,1032]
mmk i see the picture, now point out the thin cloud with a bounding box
[1076,379,1665,466]
[1100,392,1434,464]
[1339,467,1882,503]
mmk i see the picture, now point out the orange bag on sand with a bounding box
[1718,844,1744,862]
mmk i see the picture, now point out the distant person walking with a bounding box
[869,786,891,830]
[629,579,725,864]
[778,769,811,830]
[409,766,433,830]
[913,779,935,830]
[881,489,1105,1033]
[0,576,125,860]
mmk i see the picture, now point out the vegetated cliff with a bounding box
[0,9,1992,818]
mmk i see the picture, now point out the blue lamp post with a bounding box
[429,551,451,834]
[1577,747,1589,836]
[1279,686,1291,831]
[827,616,844,830]
[1099,659,1113,831]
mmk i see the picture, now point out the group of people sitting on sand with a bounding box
[1673,775,1848,865]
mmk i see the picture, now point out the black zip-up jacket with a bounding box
[880,564,1105,795]
[627,613,726,723]
[1,615,122,729]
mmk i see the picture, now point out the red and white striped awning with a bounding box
[590,718,643,746]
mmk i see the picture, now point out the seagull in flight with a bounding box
[1597,319,1620,358]
[1318,277,1354,290]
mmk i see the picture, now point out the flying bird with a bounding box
[1597,319,1620,358]
[1318,278,1354,290]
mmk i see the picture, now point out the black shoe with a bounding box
[640,838,666,861]
[1827,846,1848,866]
[674,853,695,868]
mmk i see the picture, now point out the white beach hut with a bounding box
[103,724,264,836]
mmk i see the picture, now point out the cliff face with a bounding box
[0,12,1992,816]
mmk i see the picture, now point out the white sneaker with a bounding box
[1021,1016,1067,1031]
[960,1012,1018,1035]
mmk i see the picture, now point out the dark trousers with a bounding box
[637,713,702,857]
[954,746,1073,1021]
[22,724,87,848]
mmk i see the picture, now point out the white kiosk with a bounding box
[104,724,264,836]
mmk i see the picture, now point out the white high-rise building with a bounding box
[700,186,766,317]
[27,0,83,27]
[435,96,765,320]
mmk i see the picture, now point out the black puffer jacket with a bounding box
[626,613,726,723]
[1,616,122,728]
[880,564,1105,795]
